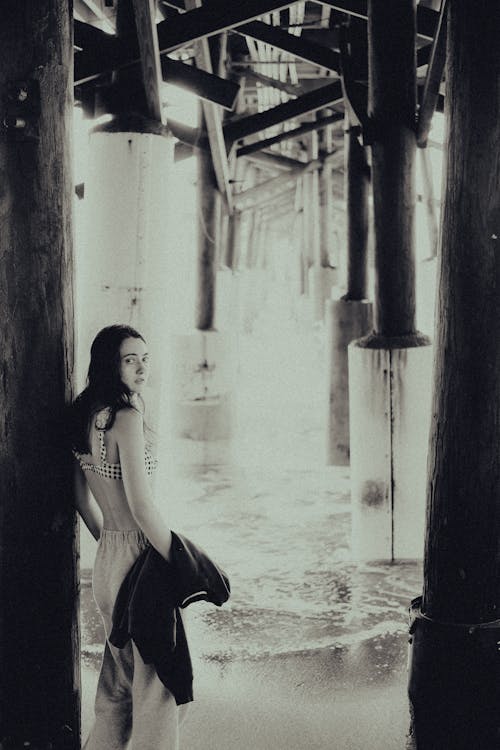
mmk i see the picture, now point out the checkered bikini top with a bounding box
[73,408,157,480]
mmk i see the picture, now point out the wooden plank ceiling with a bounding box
[74,0,443,214]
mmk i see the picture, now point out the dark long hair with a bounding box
[69,324,146,454]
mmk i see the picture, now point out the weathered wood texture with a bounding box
[132,0,164,122]
[368,0,417,336]
[196,138,219,330]
[0,2,79,748]
[422,0,500,623]
[345,125,369,300]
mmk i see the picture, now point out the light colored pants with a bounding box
[84,529,186,750]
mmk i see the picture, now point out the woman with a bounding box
[70,324,184,750]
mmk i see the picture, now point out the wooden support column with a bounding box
[345,120,370,301]
[319,162,333,268]
[310,119,339,320]
[225,211,242,270]
[196,135,219,330]
[308,128,321,268]
[326,114,372,465]
[216,193,229,268]
[0,2,79,748]
[368,0,417,337]
[318,122,336,270]
[408,2,500,746]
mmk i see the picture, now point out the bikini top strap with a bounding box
[96,429,107,463]
[94,408,111,463]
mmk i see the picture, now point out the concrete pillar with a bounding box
[77,127,174,431]
[309,265,339,321]
[170,330,233,441]
[347,0,432,561]
[326,299,373,465]
[349,341,433,559]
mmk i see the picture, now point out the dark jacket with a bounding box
[109,530,230,705]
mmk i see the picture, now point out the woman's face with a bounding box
[119,337,150,394]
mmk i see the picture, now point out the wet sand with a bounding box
[82,640,411,749]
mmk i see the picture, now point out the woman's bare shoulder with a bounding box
[113,406,143,434]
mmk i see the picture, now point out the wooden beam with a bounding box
[157,0,300,53]
[132,0,164,121]
[236,111,344,156]
[75,0,116,32]
[184,0,233,214]
[239,186,296,213]
[234,151,343,209]
[225,80,344,143]
[229,66,301,96]
[240,150,304,171]
[237,20,341,73]
[77,0,297,85]
[74,20,135,84]
[168,118,208,148]
[416,0,448,147]
[74,21,240,109]
[161,58,239,110]
[317,0,438,41]
[235,169,306,209]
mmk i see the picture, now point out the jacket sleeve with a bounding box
[170,531,231,609]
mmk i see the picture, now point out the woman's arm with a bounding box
[74,463,102,541]
[115,408,173,561]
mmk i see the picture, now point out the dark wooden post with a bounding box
[368,0,417,337]
[196,131,219,330]
[0,2,79,748]
[344,118,370,301]
[225,211,241,270]
[408,2,500,746]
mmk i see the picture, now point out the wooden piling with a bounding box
[196,130,219,330]
[422,0,500,628]
[225,211,241,271]
[0,2,79,747]
[409,1,500,746]
[345,120,370,301]
[368,0,417,336]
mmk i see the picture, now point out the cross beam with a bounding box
[74,1,299,83]
[417,0,448,147]
[74,21,239,110]
[236,111,344,157]
[237,20,341,73]
[224,80,343,143]
[317,0,438,41]
[156,0,300,54]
